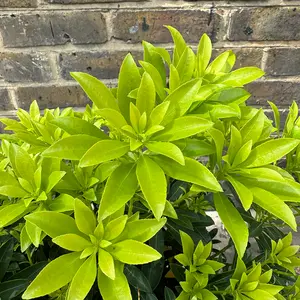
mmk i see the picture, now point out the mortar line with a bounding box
[2,1,300,11]
[7,89,19,110]
[3,39,300,54]
[48,52,60,80]
[261,48,269,72]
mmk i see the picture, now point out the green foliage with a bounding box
[0,26,299,300]
[230,259,283,300]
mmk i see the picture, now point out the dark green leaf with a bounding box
[124,265,152,293]
[0,239,14,281]
[164,287,176,300]
[142,258,165,291]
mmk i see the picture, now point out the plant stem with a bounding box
[26,249,33,266]
[173,191,193,206]
[128,199,134,217]
[212,290,227,295]
[274,270,295,278]
[211,244,232,259]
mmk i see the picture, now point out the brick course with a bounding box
[229,7,300,41]
[0,0,37,7]
[0,12,107,48]
[265,48,300,77]
[15,85,89,110]
[0,0,299,127]
[59,50,143,80]
[0,53,53,83]
[112,9,224,43]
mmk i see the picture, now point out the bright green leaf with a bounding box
[197,33,212,76]
[0,202,27,228]
[71,72,119,110]
[67,254,97,300]
[146,141,185,165]
[240,109,265,145]
[136,156,167,220]
[25,212,82,238]
[162,79,202,125]
[53,234,92,251]
[98,261,131,300]
[232,140,252,168]
[79,140,130,168]
[109,240,161,265]
[43,135,100,160]
[98,249,115,280]
[114,218,167,243]
[226,175,253,211]
[242,138,300,168]
[179,230,194,263]
[176,47,196,83]
[25,221,41,248]
[22,252,83,299]
[104,215,128,241]
[149,101,170,127]
[74,198,96,235]
[139,61,166,101]
[136,72,156,116]
[214,193,248,257]
[154,116,213,142]
[251,187,297,230]
[215,67,265,86]
[165,26,187,65]
[153,156,222,192]
[51,117,108,139]
[99,163,137,220]
[117,54,141,122]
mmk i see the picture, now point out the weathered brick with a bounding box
[0,53,53,83]
[0,0,37,7]
[59,50,143,80]
[229,7,300,41]
[0,12,107,48]
[112,9,224,43]
[0,88,14,110]
[48,0,143,3]
[247,80,300,107]
[15,85,90,110]
[265,48,300,77]
[213,48,263,69]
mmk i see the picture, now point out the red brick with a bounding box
[112,9,224,43]
[0,53,53,83]
[229,7,300,41]
[0,12,107,48]
[0,0,37,7]
[265,48,300,77]
[15,85,90,110]
[247,80,300,107]
[59,50,143,80]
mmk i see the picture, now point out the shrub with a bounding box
[0,26,299,300]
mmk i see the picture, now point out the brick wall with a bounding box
[0,0,300,127]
